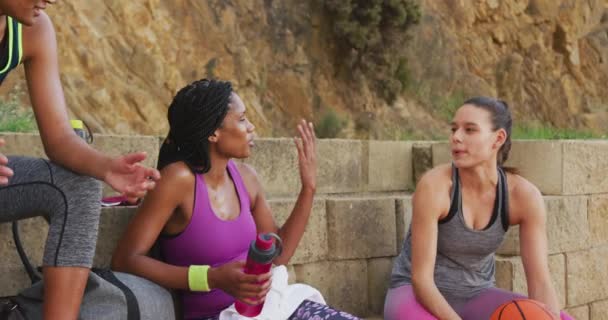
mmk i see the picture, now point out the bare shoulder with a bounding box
[413,163,453,218]
[506,172,542,203]
[417,163,452,189]
[21,11,55,60]
[234,161,263,194]
[159,161,195,187]
[506,172,544,224]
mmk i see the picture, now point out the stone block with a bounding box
[244,138,363,196]
[367,257,394,315]
[566,247,608,306]
[505,141,563,195]
[497,196,589,255]
[269,199,327,265]
[591,300,608,320]
[0,264,33,297]
[0,133,46,157]
[588,195,608,246]
[563,141,608,195]
[243,138,300,197]
[565,305,589,320]
[412,142,435,184]
[294,260,368,317]
[316,139,363,194]
[327,198,397,259]
[396,195,413,249]
[495,254,566,308]
[0,217,48,269]
[93,207,138,267]
[431,141,564,195]
[365,140,413,192]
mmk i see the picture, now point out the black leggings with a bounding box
[0,156,102,267]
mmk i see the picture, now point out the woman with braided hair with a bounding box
[112,79,360,320]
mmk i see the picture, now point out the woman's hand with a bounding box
[208,261,272,305]
[0,138,14,185]
[294,119,316,192]
[104,152,161,199]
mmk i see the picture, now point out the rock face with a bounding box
[1,0,607,137]
[406,0,608,132]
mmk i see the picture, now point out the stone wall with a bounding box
[1,133,606,319]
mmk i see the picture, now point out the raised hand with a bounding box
[104,152,161,199]
[0,138,14,185]
[208,260,272,305]
[293,119,317,192]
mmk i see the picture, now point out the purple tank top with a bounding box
[159,160,257,319]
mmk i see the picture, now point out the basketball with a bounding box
[490,299,555,320]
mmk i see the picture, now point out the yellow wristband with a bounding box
[188,265,210,292]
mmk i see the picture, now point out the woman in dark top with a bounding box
[0,1,160,319]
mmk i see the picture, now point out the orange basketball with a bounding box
[490,299,554,320]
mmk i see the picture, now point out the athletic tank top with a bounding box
[0,16,23,85]
[159,160,257,319]
[390,165,510,304]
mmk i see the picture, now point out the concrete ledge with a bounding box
[566,246,608,306]
[0,264,34,297]
[563,141,608,195]
[565,305,588,320]
[270,199,327,265]
[590,299,608,320]
[0,216,47,269]
[497,196,589,255]
[396,195,413,248]
[326,197,397,260]
[364,140,414,192]
[367,257,393,316]
[93,207,138,268]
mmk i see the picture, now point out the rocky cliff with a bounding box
[1,0,607,138]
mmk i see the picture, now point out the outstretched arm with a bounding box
[249,119,317,265]
[22,12,159,197]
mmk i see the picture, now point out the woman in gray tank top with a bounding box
[384,97,573,320]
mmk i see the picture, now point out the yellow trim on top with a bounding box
[0,16,14,73]
[17,19,22,65]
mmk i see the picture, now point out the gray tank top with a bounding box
[390,165,510,304]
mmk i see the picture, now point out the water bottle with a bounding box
[234,233,282,317]
[70,119,91,143]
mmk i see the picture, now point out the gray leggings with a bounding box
[0,156,102,267]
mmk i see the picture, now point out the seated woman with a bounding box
[112,79,359,320]
[385,97,573,320]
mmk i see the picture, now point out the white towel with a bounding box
[219,266,325,320]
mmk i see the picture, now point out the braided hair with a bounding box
[158,79,233,173]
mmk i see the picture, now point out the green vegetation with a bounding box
[512,124,604,140]
[324,0,421,103]
[0,93,36,133]
[315,108,347,138]
[431,90,466,121]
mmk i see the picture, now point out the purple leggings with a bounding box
[384,285,574,320]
